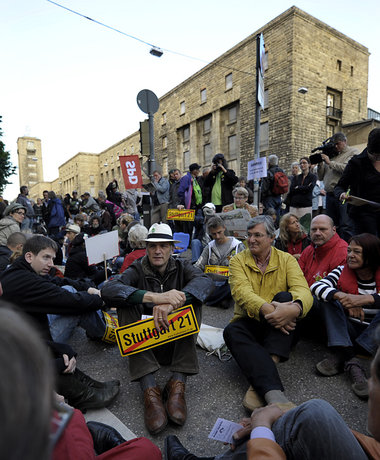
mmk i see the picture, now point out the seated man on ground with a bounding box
[101,223,214,434]
[0,234,108,344]
[298,214,348,286]
[224,216,313,412]
[311,233,380,399]
[165,327,380,459]
[0,231,27,272]
[195,216,245,309]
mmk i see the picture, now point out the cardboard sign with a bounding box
[120,155,143,189]
[85,230,119,265]
[166,208,195,221]
[102,311,119,343]
[247,157,267,180]
[115,305,199,357]
[217,209,251,239]
[204,265,229,277]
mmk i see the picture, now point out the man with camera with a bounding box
[316,132,359,241]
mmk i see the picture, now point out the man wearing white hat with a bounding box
[102,223,213,435]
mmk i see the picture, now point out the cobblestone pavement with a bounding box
[70,299,370,458]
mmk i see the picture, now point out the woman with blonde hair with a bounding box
[275,212,310,260]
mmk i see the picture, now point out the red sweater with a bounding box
[298,232,348,286]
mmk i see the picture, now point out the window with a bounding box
[337,59,342,71]
[351,66,354,77]
[204,117,211,133]
[200,88,207,103]
[204,143,212,165]
[131,145,135,153]
[180,101,186,115]
[228,135,238,160]
[259,122,269,152]
[163,157,168,176]
[162,136,168,149]
[162,112,167,124]
[27,141,35,150]
[229,105,237,123]
[326,88,342,119]
[89,175,94,183]
[225,73,233,90]
[183,150,190,170]
[183,126,190,142]
[264,89,269,109]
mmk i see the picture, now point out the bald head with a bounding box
[310,215,336,246]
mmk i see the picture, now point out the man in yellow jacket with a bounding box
[224,215,313,411]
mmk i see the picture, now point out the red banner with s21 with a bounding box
[119,155,143,189]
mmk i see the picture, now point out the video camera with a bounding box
[310,137,339,164]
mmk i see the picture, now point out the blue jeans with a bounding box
[48,286,106,343]
[191,239,204,263]
[216,399,367,460]
[320,299,380,355]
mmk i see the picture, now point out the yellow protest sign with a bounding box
[115,305,199,357]
[166,208,195,221]
[102,310,119,343]
[204,265,229,277]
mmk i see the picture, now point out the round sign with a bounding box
[137,89,159,115]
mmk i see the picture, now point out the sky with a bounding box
[1,0,380,200]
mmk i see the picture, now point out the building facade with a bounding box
[21,7,370,201]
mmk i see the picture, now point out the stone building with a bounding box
[21,6,371,199]
[17,137,44,189]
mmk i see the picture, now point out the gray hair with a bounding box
[98,190,106,200]
[247,215,276,238]
[291,161,299,169]
[233,186,248,198]
[128,224,148,248]
[268,154,279,166]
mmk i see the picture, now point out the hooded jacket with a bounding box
[0,216,20,246]
[298,232,348,286]
[0,256,103,338]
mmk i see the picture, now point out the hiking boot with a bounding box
[243,386,265,411]
[316,357,344,376]
[344,358,368,399]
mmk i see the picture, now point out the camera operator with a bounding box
[204,153,238,212]
[316,132,359,241]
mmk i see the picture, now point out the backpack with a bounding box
[272,171,289,195]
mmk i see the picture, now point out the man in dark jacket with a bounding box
[0,234,106,342]
[102,223,213,435]
[204,153,238,212]
[0,232,26,272]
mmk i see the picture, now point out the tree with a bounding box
[0,116,16,195]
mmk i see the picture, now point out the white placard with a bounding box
[208,418,243,443]
[247,157,267,181]
[85,230,119,265]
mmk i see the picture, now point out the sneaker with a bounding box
[316,357,344,376]
[344,358,368,399]
[243,386,265,411]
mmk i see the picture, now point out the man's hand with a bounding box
[177,205,185,210]
[321,153,331,165]
[145,289,186,309]
[348,307,365,321]
[153,303,174,331]
[339,193,352,203]
[334,292,372,309]
[232,406,284,448]
[87,287,101,296]
[265,301,300,333]
[62,354,76,374]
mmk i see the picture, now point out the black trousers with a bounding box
[223,292,294,397]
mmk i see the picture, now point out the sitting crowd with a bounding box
[0,132,379,458]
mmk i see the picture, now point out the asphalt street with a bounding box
[70,292,371,458]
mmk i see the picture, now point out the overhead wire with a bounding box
[46,0,254,76]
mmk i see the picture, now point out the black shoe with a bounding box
[165,435,194,460]
[74,368,120,389]
[345,358,368,399]
[57,371,120,411]
[86,421,126,454]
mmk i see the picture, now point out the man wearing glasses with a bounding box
[317,132,359,241]
[224,215,313,413]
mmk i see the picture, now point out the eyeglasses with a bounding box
[14,211,25,216]
[234,196,246,200]
[248,232,266,239]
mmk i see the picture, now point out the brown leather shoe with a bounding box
[164,379,187,425]
[143,387,167,434]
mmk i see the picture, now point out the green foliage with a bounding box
[0,116,17,195]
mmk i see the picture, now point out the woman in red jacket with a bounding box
[311,233,380,398]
